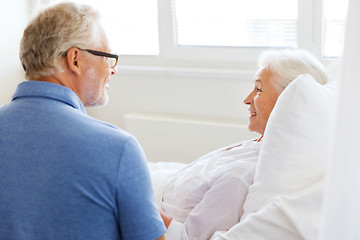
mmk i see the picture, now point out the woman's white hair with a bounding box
[20,2,102,79]
[258,49,328,92]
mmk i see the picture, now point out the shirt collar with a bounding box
[12,80,87,114]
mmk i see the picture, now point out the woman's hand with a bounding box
[159,209,173,228]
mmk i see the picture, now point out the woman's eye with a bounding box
[256,87,262,93]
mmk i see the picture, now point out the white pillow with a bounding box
[242,74,337,218]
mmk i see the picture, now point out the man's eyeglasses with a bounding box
[78,48,119,68]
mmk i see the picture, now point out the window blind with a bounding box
[174,0,298,48]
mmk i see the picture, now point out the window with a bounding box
[30,0,348,63]
[323,0,348,58]
[100,0,159,55]
[30,0,159,55]
[174,0,297,48]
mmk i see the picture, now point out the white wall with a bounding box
[88,66,256,127]
[0,0,28,105]
[87,66,259,162]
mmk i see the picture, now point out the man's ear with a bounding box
[65,47,81,75]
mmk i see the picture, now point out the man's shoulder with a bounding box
[78,115,134,142]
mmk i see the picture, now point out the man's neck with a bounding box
[33,73,84,105]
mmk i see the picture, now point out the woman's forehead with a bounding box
[254,66,267,81]
[254,66,273,83]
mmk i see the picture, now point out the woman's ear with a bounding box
[65,47,81,75]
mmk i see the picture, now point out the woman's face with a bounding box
[243,67,281,135]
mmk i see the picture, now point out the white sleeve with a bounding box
[166,176,250,240]
[167,174,250,240]
[165,219,189,240]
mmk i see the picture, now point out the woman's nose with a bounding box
[243,91,255,105]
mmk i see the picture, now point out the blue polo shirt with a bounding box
[0,81,165,240]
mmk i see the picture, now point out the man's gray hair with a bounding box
[20,2,101,79]
[258,49,328,92]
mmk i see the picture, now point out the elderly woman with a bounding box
[151,49,328,240]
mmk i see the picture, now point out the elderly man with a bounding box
[0,2,165,240]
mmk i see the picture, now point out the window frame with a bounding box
[155,0,324,65]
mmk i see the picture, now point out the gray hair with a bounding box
[258,49,328,92]
[20,2,101,79]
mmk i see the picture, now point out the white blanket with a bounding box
[149,140,260,240]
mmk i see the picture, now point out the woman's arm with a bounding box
[160,209,173,228]
[184,176,250,239]
[163,174,252,240]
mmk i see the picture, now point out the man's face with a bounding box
[81,34,117,107]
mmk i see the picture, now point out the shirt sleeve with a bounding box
[116,137,166,240]
[166,173,252,240]
[165,219,188,240]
